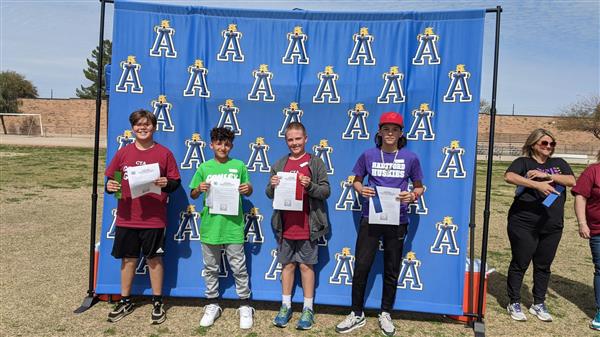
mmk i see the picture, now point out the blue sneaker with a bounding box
[590,309,600,330]
[296,308,315,330]
[273,305,292,328]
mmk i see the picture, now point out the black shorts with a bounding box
[111,227,166,259]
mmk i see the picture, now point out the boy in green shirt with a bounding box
[189,127,254,329]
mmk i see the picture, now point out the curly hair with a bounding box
[210,127,235,143]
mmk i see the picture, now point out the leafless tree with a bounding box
[557,95,600,140]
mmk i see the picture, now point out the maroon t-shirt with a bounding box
[105,142,180,229]
[282,153,311,240]
[572,163,600,236]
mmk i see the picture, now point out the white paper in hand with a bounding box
[368,186,401,225]
[208,175,240,216]
[127,163,161,199]
[273,172,303,211]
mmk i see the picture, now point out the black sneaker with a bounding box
[107,300,134,323]
[151,301,166,324]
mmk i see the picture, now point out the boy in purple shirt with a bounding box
[336,112,424,337]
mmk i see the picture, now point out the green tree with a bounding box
[558,95,600,140]
[75,40,112,99]
[0,70,38,134]
[0,70,38,114]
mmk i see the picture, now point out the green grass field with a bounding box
[0,144,596,337]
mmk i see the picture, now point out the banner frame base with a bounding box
[73,295,100,314]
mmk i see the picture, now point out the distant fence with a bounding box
[0,114,43,136]
[477,142,598,157]
[1,120,97,137]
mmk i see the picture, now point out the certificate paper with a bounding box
[273,172,303,211]
[368,186,401,225]
[208,175,240,216]
[127,163,161,199]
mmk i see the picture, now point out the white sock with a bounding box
[282,295,291,309]
[303,297,313,311]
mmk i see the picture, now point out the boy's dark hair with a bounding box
[210,127,235,143]
[129,109,157,127]
[285,122,306,136]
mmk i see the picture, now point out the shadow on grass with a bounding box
[487,271,596,319]
[486,271,533,308]
[550,274,596,319]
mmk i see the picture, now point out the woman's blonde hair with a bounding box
[596,149,600,162]
[522,128,556,158]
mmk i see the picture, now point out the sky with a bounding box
[1,0,598,116]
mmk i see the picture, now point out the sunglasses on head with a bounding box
[539,140,556,147]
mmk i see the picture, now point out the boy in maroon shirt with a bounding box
[104,109,181,324]
[266,122,330,330]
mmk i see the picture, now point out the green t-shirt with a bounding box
[189,158,249,244]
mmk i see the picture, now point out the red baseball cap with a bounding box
[379,112,404,127]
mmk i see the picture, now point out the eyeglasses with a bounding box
[538,140,556,147]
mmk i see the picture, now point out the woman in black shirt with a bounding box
[504,128,575,322]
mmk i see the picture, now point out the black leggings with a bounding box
[351,218,407,313]
[506,224,562,304]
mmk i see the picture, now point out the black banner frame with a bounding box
[75,2,502,336]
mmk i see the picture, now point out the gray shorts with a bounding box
[277,238,318,265]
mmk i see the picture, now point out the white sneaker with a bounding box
[238,305,255,329]
[335,311,366,334]
[378,312,395,336]
[200,303,222,327]
[506,302,527,321]
[529,303,553,322]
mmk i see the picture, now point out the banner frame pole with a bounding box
[74,0,109,314]
[473,6,502,337]
[81,2,503,327]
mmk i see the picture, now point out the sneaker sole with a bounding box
[380,329,395,337]
[590,323,600,331]
[152,314,166,325]
[528,308,552,322]
[273,321,290,328]
[336,319,366,334]
[107,310,133,323]
[296,324,313,330]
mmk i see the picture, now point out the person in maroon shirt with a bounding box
[104,110,181,324]
[572,151,600,330]
[266,122,330,330]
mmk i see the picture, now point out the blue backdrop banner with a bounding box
[97,0,485,316]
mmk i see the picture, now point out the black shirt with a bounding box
[506,156,574,232]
